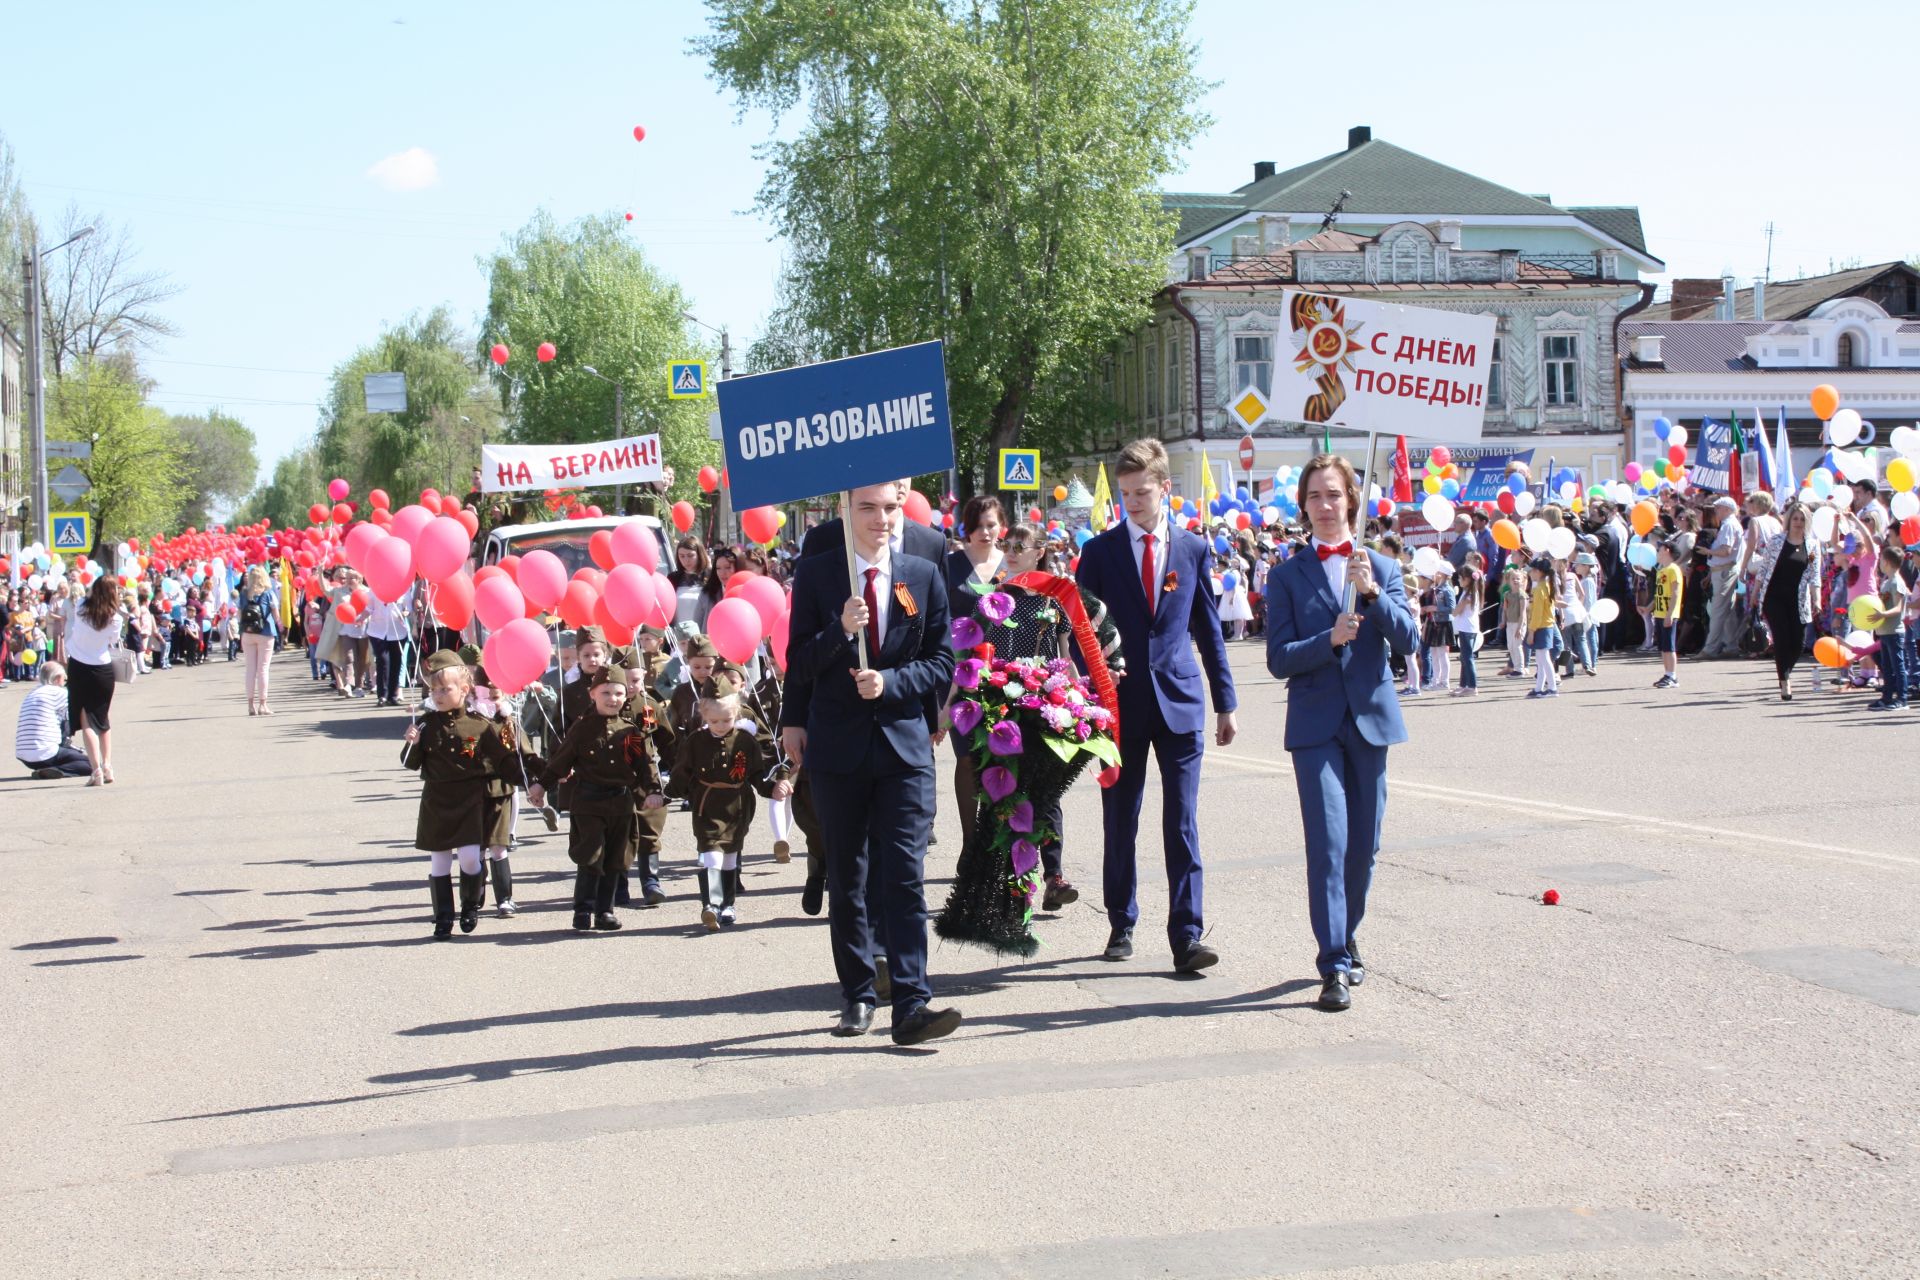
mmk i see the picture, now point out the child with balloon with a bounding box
[1524,557,1564,698]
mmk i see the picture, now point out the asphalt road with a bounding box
[2,642,1915,1279]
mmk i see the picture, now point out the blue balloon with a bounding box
[1507,475,1526,495]
[1627,543,1657,570]
[1654,418,1672,440]
[1235,486,1251,502]
[1440,479,1460,500]
[1221,571,1239,592]
[1074,528,1093,548]
[1212,535,1230,555]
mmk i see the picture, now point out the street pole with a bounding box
[612,379,625,514]
[716,327,734,545]
[23,244,46,550]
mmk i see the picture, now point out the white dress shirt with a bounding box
[1130,514,1170,612]
[1312,537,1356,604]
[849,550,892,651]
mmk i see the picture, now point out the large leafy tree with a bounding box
[168,409,259,529]
[48,356,189,543]
[700,0,1208,487]
[479,211,717,502]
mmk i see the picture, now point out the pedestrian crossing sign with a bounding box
[668,361,707,399]
[49,511,92,553]
[998,448,1041,491]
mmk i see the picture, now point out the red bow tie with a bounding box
[1316,541,1353,562]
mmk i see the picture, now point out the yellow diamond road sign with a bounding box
[1231,387,1268,429]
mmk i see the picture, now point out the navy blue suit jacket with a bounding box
[1263,548,1419,751]
[784,551,954,773]
[1075,521,1236,736]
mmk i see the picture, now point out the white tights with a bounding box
[697,850,740,870]
[429,845,483,876]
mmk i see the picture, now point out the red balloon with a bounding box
[420,489,441,508]
[602,564,656,629]
[432,571,474,631]
[623,212,633,222]
[489,344,509,366]
[349,587,370,612]
[1028,507,1042,523]
[473,574,526,632]
[671,501,696,533]
[331,502,353,524]
[519,550,567,608]
[1904,516,1920,545]
[698,466,720,494]
[558,579,598,629]
[903,489,933,527]
[942,512,955,528]
[456,508,479,538]
[592,595,634,646]
[740,505,779,545]
[536,342,557,363]
[588,529,616,570]
[437,493,462,517]
[632,125,647,142]
[369,488,391,510]
[1496,491,1516,514]
[308,503,328,525]
[707,598,762,665]
[769,607,791,673]
[334,602,358,624]
[1667,445,1686,467]
[1235,512,1252,530]
[497,554,522,580]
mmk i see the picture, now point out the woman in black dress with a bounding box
[1751,501,1824,700]
[939,495,1008,844]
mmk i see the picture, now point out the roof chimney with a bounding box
[1252,160,1276,183]
[1347,126,1371,151]
[1669,278,1723,321]
[1633,334,1664,364]
[1753,278,1766,322]
[1720,275,1737,321]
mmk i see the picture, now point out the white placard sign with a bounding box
[1270,291,1495,441]
[480,434,664,493]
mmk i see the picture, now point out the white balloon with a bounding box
[1558,481,1577,502]
[1609,482,1634,505]
[1420,494,1456,530]
[1892,490,1920,521]
[1521,518,1552,553]
[1846,629,1872,650]
[1829,408,1863,447]
[1546,526,1577,561]
[1890,425,1920,458]
[1412,546,1445,578]
[1513,491,1537,517]
[1810,506,1838,541]
[1591,598,1620,624]
[1669,424,1688,449]
[1831,449,1874,484]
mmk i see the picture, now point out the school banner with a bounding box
[480,435,664,493]
[1270,291,1495,441]
[1459,449,1536,502]
[1690,419,1734,492]
[716,340,955,509]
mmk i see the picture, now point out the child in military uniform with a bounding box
[666,677,783,930]
[666,634,719,738]
[635,627,674,698]
[620,650,677,906]
[401,650,525,939]
[529,667,665,932]
[466,647,545,917]
[560,625,614,728]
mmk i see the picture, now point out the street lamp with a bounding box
[23,225,95,548]
[580,366,626,513]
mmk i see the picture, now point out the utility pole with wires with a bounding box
[1764,222,1775,283]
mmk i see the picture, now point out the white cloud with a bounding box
[365,147,439,192]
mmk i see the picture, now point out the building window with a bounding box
[1837,332,1858,367]
[1487,338,1504,406]
[1542,334,1580,406]
[1234,333,1273,396]
[1145,341,1159,419]
[1166,334,1182,413]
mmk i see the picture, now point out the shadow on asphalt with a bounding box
[13,936,121,950]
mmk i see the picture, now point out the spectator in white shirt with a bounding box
[15,662,91,779]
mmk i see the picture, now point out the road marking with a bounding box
[1209,752,1920,873]
[709,1205,1683,1278]
[170,1041,1406,1176]
[1742,946,1920,1016]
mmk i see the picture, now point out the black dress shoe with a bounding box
[1173,940,1219,973]
[572,911,592,932]
[1104,926,1134,960]
[873,964,892,1003]
[1317,972,1351,1011]
[832,1002,874,1037]
[801,876,825,916]
[593,912,622,931]
[1346,941,1365,986]
[891,1005,962,1046]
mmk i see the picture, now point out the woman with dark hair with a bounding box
[668,535,717,631]
[939,494,1007,844]
[65,575,125,786]
[705,546,741,602]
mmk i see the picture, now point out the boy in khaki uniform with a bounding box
[666,675,785,930]
[618,647,676,906]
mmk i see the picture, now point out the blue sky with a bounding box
[6,0,1915,487]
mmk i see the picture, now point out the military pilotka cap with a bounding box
[424,649,466,675]
[456,643,482,666]
[587,666,625,689]
[682,634,719,659]
[573,625,608,648]
[609,644,638,671]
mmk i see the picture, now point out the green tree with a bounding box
[479,211,718,503]
[48,356,188,543]
[700,0,1209,488]
[168,409,259,529]
[0,131,36,338]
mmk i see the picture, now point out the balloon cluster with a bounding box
[1796,386,1920,530]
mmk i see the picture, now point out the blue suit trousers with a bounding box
[1100,701,1205,949]
[1291,714,1387,977]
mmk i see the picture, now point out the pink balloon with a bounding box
[609,519,660,573]
[328,478,349,502]
[363,534,415,604]
[602,563,655,629]
[389,503,435,547]
[770,606,791,673]
[413,516,472,584]
[518,549,567,609]
[473,574,527,633]
[733,574,786,637]
[343,522,387,570]
[433,571,474,631]
[707,597,762,665]
[649,571,676,628]
[482,617,552,696]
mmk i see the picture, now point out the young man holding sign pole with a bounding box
[785,482,959,1045]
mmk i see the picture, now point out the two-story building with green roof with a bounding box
[1082,126,1662,501]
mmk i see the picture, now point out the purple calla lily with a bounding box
[1010,839,1040,875]
[950,616,985,650]
[987,721,1023,756]
[980,765,1016,802]
[976,591,1015,623]
[1008,800,1034,833]
[949,700,984,735]
[954,658,985,690]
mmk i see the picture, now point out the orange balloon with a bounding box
[1810,384,1840,420]
[1631,501,1657,536]
[1053,484,1068,502]
[1491,518,1522,551]
[1813,637,1848,668]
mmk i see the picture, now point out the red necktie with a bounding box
[862,567,880,658]
[1316,540,1353,561]
[1140,533,1156,605]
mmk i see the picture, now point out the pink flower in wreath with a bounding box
[949,700,984,735]
[976,591,1015,623]
[987,721,1023,756]
[980,765,1016,802]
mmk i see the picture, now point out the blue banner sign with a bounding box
[716,341,954,509]
[1458,449,1535,502]
[1691,419,1733,492]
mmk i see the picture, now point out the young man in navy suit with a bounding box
[785,482,960,1046]
[1075,439,1238,974]
[1263,454,1418,1010]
